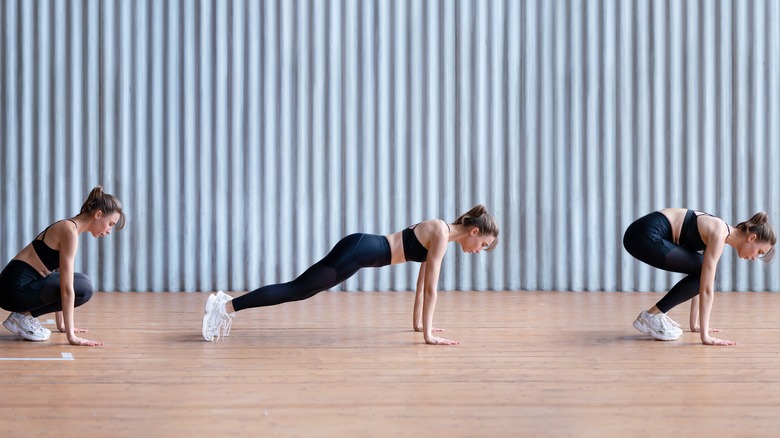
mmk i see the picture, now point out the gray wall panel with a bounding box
[1,0,779,293]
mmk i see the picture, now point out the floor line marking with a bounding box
[0,352,74,361]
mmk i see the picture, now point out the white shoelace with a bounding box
[25,316,47,334]
[654,314,676,332]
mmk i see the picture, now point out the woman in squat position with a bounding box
[623,208,775,346]
[0,186,126,346]
[203,204,499,345]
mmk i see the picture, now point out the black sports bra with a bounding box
[402,221,451,263]
[679,210,729,251]
[31,220,77,271]
[402,227,428,263]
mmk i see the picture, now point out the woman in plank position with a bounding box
[203,204,499,346]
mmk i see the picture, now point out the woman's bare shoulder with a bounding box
[659,207,686,216]
[419,218,449,230]
[47,219,79,246]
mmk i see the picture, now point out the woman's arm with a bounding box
[56,311,64,332]
[420,229,458,345]
[413,263,425,331]
[413,262,444,333]
[689,296,720,333]
[689,296,698,331]
[58,226,102,346]
[698,232,734,346]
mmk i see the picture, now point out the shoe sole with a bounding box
[3,319,49,341]
[649,331,681,341]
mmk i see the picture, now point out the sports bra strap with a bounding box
[695,211,730,238]
[38,219,78,241]
[38,224,54,241]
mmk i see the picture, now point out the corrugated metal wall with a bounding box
[1,0,778,293]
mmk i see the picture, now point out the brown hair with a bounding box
[454,204,499,251]
[735,212,776,262]
[80,186,126,230]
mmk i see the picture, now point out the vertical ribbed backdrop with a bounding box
[1,0,779,292]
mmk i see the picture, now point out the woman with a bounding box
[623,208,775,346]
[202,204,499,345]
[0,186,126,346]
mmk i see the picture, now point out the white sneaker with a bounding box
[25,316,52,336]
[202,291,234,342]
[214,291,234,338]
[3,312,51,341]
[633,310,682,341]
[33,317,51,336]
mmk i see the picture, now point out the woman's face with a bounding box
[90,211,121,238]
[736,234,773,261]
[461,230,496,254]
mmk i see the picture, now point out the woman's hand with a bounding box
[702,336,736,346]
[68,335,103,346]
[424,335,460,346]
[691,326,721,333]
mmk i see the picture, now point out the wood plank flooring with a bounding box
[2,290,780,437]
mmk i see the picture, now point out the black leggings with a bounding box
[232,233,392,311]
[623,212,704,313]
[0,260,95,317]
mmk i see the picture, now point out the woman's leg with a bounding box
[653,249,703,313]
[28,272,95,317]
[232,233,390,311]
[1,265,93,340]
[623,213,704,312]
[0,261,43,312]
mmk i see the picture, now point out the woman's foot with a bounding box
[201,291,234,342]
[633,310,682,341]
[3,312,51,341]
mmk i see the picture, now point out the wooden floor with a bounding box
[1,290,780,437]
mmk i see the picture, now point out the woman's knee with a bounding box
[73,273,95,304]
[289,264,338,301]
